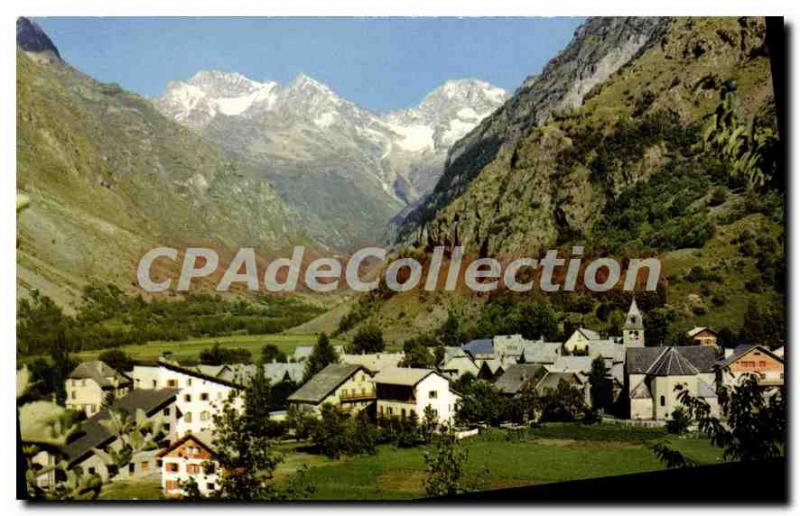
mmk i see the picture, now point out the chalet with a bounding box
[626,346,719,420]
[65,361,132,417]
[687,327,719,347]
[493,334,527,362]
[373,367,458,424]
[158,433,219,498]
[287,363,375,414]
[717,344,784,388]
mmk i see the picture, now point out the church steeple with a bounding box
[624,298,645,347]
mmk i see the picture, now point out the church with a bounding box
[621,299,720,421]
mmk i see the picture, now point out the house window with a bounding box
[759,373,766,380]
[184,394,192,402]
[185,412,193,423]
[401,409,407,418]
[167,379,177,387]
[90,404,97,413]
[167,463,179,472]
[429,390,438,399]
[205,464,215,474]
[187,464,201,474]
[163,407,171,416]
[88,467,96,475]
[207,483,215,491]
[759,361,766,367]
[165,480,179,491]
[128,463,135,474]
[71,391,76,400]
[81,380,86,387]
[141,461,149,471]
[164,424,171,431]
[200,393,209,401]
[660,396,665,407]
[200,411,210,422]
[187,379,193,387]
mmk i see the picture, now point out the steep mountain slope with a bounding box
[16,20,310,308]
[396,17,668,243]
[345,17,782,344]
[155,72,507,249]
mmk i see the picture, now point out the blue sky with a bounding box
[36,17,584,112]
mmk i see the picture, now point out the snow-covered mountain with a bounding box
[154,71,507,248]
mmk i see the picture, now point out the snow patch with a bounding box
[387,123,435,152]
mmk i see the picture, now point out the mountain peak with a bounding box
[16,17,60,60]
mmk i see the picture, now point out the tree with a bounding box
[243,362,271,436]
[97,349,134,372]
[588,357,612,411]
[401,337,436,368]
[717,327,737,349]
[423,428,469,497]
[304,333,339,382]
[665,406,691,435]
[438,310,462,347]
[50,331,75,405]
[261,344,287,363]
[455,380,508,426]
[210,394,312,500]
[200,343,252,365]
[653,375,784,468]
[94,408,165,469]
[352,325,385,354]
[539,380,588,422]
[309,404,378,458]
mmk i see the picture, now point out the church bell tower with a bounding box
[623,298,645,347]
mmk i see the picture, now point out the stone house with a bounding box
[65,361,132,417]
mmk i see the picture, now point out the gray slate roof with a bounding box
[68,361,131,388]
[647,347,700,376]
[520,341,561,364]
[626,346,717,374]
[494,364,547,395]
[287,363,364,403]
[462,339,494,356]
[62,388,179,465]
[536,371,583,392]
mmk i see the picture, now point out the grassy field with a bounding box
[65,333,355,364]
[88,423,725,501]
[267,424,724,501]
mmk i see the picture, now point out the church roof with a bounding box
[624,298,644,330]
[646,347,699,376]
[626,346,717,374]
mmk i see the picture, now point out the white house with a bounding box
[158,433,220,498]
[131,359,244,436]
[373,367,458,425]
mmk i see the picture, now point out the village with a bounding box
[20,299,785,499]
